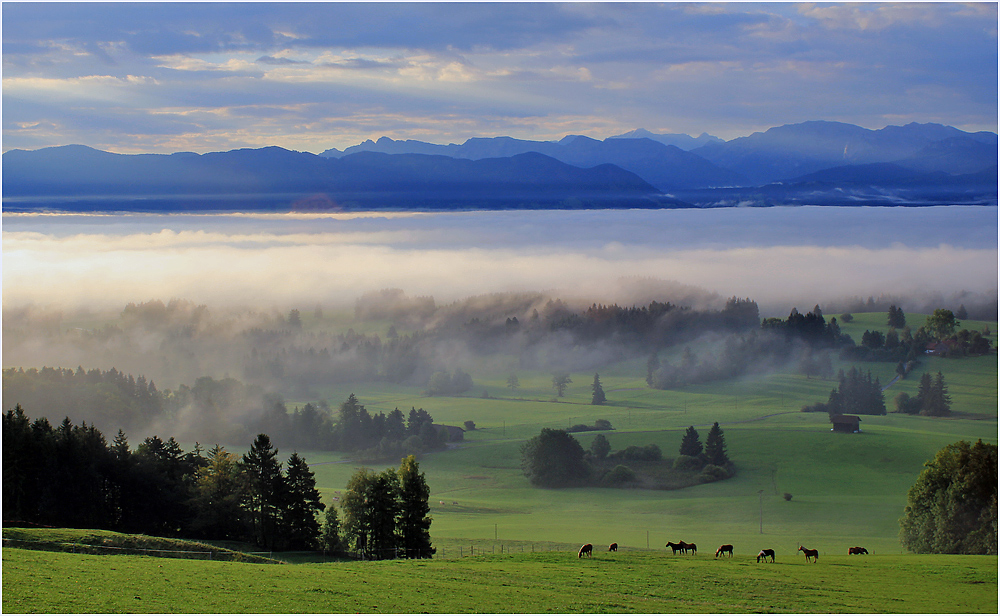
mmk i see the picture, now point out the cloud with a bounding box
[2,3,995,153]
[3,208,995,314]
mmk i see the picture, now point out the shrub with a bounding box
[602,465,637,486]
[783,492,793,501]
[699,464,729,482]
[673,454,703,471]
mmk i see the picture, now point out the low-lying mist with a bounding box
[2,206,996,443]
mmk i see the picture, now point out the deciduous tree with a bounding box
[900,439,997,554]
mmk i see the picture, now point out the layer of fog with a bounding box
[3,206,997,317]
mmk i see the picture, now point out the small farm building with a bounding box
[830,414,862,433]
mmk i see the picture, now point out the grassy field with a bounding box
[3,545,996,613]
[285,313,996,556]
[6,311,996,613]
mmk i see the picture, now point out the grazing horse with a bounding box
[756,549,775,563]
[798,546,819,563]
[665,541,686,555]
[578,543,593,558]
[681,541,697,555]
[715,544,734,558]
[848,546,869,555]
[608,543,618,552]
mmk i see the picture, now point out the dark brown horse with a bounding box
[715,544,733,557]
[665,541,686,555]
[798,545,819,562]
[681,541,697,555]
[578,543,593,558]
[756,549,775,563]
[848,546,869,555]
[608,543,618,552]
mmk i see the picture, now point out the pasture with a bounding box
[293,313,996,555]
[3,546,996,613]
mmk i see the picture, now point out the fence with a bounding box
[2,537,282,564]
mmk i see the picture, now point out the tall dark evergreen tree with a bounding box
[397,455,435,559]
[887,305,906,328]
[679,426,702,457]
[590,433,611,460]
[704,422,729,466]
[240,434,285,549]
[282,452,325,550]
[591,373,606,405]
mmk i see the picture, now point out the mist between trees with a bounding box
[3,287,994,450]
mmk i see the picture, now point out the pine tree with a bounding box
[704,422,729,466]
[679,426,702,457]
[591,373,606,405]
[398,455,435,559]
[282,452,325,550]
[240,434,285,550]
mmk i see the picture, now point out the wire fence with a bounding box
[2,537,283,564]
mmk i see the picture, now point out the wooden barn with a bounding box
[830,414,862,433]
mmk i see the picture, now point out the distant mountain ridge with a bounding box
[3,120,996,212]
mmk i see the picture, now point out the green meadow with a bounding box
[4,312,997,613]
[3,546,996,613]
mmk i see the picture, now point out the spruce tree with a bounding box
[591,373,606,405]
[240,434,285,549]
[282,452,325,550]
[704,422,729,466]
[679,426,702,457]
[398,455,435,559]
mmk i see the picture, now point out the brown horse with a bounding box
[665,541,686,555]
[715,544,734,558]
[608,543,618,552]
[798,545,819,562]
[681,541,697,555]
[578,543,593,558]
[848,546,869,555]
[756,549,775,563]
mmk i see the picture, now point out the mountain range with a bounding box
[3,121,996,212]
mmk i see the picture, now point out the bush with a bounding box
[783,492,793,501]
[463,420,476,431]
[602,465,637,486]
[673,454,703,471]
[699,464,729,482]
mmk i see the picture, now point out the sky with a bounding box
[2,2,997,155]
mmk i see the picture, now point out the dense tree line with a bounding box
[899,439,997,554]
[2,406,321,549]
[3,369,458,458]
[2,366,163,435]
[801,367,886,416]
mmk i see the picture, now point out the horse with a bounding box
[848,546,869,555]
[681,541,697,555]
[665,541,686,555]
[715,544,734,558]
[798,545,819,563]
[578,543,593,558]
[756,549,775,563]
[608,543,618,552]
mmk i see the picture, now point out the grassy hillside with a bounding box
[286,313,996,557]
